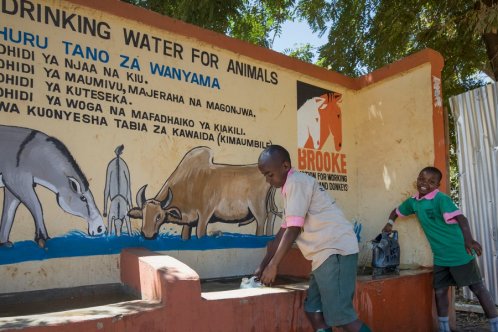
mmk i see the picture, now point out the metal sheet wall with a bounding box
[449,83,498,304]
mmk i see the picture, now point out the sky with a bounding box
[272,18,495,85]
[271,20,328,62]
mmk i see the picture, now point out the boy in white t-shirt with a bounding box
[255,145,370,332]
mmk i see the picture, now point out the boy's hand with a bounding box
[382,223,393,233]
[254,266,263,279]
[465,240,482,256]
[260,263,277,285]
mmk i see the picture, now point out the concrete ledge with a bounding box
[0,248,438,331]
[0,300,162,331]
[120,248,312,331]
[201,281,309,300]
[355,269,435,331]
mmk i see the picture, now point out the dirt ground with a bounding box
[455,288,494,332]
[456,311,490,331]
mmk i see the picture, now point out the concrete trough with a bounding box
[0,248,437,331]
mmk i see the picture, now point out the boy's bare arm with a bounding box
[260,226,301,285]
[255,227,285,278]
[455,214,482,256]
[382,209,399,233]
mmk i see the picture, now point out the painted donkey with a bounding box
[0,125,106,247]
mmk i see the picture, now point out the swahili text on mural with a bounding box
[0,0,278,149]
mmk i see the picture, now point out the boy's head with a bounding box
[417,166,442,196]
[258,145,291,188]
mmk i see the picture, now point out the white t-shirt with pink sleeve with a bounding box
[281,169,359,271]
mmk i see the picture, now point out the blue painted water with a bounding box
[0,231,273,265]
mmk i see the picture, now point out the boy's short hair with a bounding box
[260,145,291,164]
[420,166,442,182]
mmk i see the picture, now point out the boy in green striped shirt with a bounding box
[383,166,497,332]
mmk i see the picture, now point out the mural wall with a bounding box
[0,0,444,291]
[0,0,291,254]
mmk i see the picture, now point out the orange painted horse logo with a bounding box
[298,92,343,151]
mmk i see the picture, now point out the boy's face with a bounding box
[258,155,290,189]
[416,171,440,196]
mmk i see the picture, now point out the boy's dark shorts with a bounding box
[433,258,482,289]
[304,253,358,327]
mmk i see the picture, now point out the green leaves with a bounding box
[229,0,295,47]
[123,0,295,48]
[471,0,498,34]
[283,43,316,62]
[123,0,497,196]
[123,0,241,33]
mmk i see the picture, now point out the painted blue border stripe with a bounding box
[0,231,273,265]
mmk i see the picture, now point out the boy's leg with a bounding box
[304,274,329,330]
[433,265,456,317]
[468,281,498,318]
[469,281,498,331]
[449,259,498,331]
[434,287,451,332]
[305,312,328,330]
[314,254,371,332]
[434,287,450,317]
[450,259,497,319]
[433,265,455,332]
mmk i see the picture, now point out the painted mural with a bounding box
[0,0,290,268]
[297,81,348,192]
[0,128,278,265]
[0,125,105,248]
[103,145,133,236]
[128,146,280,240]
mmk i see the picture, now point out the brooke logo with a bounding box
[297,81,348,190]
[297,81,343,152]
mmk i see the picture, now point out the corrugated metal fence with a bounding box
[449,83,498,304]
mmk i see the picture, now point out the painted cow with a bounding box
[128,146,279,240]
[0,125,106,248]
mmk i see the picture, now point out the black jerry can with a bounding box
[371,231,400,276]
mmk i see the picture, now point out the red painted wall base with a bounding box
[0,248,439,331]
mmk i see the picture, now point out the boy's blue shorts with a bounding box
[304,253,358,327]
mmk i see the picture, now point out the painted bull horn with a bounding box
[136,185,147,207]
[160,187,173,209]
